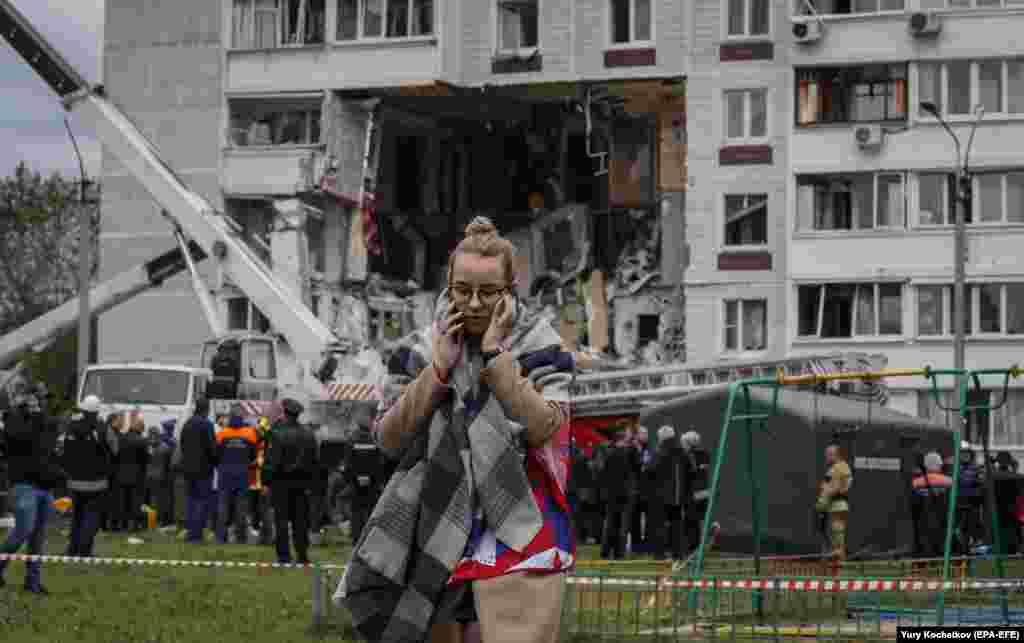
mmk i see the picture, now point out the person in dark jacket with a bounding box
[0,393,66,593]
[571,444,602,545]
[630,426,655,554]
[215,405,260,544]
[263,398,319,564]
[180,398,218,543]
[62,395,118,557]
[682,429,712,555]
[600,432,639,559]
[343,422,382,545]
[114,414,150,532]
[651,425,689,560]
[147,419,178,528]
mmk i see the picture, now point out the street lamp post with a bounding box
[919,102,984,403]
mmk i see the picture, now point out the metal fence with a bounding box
[316,556,1024,641]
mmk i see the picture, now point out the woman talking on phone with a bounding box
[338,217,576,643]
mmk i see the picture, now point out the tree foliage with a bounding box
[0,162,100,410]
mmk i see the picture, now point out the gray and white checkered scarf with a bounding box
[335,292,572,643]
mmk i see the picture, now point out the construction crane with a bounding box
[0,0,380,425]
[0,242,205,389]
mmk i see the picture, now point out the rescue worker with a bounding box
[343,420,382,545]
[215,404,260,544]
[210,339,241,399]
[263,398,319,565]
[248,416,272,544]
[62,395,118,557]
[180,398,218,543]
[0,392,66,593]
[817,444,853,561]
[911,451,952,557]
[651,425,687,560]
[681,429,711,555]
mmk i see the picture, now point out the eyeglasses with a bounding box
[449,284,507,304]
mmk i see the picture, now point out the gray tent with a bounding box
[641,384,955,558]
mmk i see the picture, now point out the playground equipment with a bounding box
[686,364,1021,626]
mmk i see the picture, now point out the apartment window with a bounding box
[724,194,768,246]
[727,0,769,37]
[724,89,768,142]
[498,0,539,52]
[796,173,906,231]
[233,0,324,48]
[229,101,321,147]
[611,0,652,44]
[918,59,1024,118]
[917,172,954,225]
[226,297,271,333]
[798,283,903,338]
[724,299,767,351]
[975,172,1024,224]
[917,283,1024,336]
[336,0,434,40]
[797,65,907,126]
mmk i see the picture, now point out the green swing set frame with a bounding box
[687,364,1022,625]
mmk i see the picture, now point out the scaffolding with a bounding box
[689,364,1022,626]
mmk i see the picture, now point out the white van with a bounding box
[77,362,212,439]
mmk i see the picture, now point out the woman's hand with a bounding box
[482,294,515,354]
[432,301,464,382]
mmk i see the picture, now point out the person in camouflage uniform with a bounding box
[817,444,852,561]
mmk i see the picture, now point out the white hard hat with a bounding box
[924,452,943,472]
[80,395,102,413]
[657,425,675,441]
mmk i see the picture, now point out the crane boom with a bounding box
[0,0,338,367]
[0,241,206,369]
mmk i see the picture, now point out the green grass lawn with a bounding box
[0,520,357,643]
[2,521,1020,643]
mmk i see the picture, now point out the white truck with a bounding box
[0,0,384,440]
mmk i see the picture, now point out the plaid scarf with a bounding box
[336,295,572,643]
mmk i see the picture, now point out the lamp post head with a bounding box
[920,101,939,116]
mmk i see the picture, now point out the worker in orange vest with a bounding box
[215,405,260,545]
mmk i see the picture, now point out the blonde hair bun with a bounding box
[464,216,498,238]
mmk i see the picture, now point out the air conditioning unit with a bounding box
[854,124,885,150]
[908,11,941,37]
[792,20,823,44]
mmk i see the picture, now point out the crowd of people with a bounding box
[567,422,715,561]
[0,384,369,593]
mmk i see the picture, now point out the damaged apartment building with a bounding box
[99,0,690,369]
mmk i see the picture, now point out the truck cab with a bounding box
[77,362,212,438]
[200,331,281,402]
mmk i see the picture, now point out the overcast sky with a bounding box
[2,0,103,180]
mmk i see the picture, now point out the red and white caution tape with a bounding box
[3,554,1020,593]
[565,576,1024,592]
[0,553,343,570]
